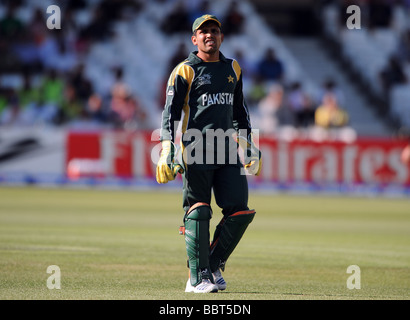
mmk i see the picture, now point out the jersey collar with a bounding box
[189,51,228,64]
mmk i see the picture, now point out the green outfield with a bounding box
[0,186,409,300]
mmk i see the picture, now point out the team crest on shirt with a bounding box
[197,73,212,86]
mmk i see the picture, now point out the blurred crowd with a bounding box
[337,0,410,95]
[0,0,146,129]
[322,0,410,132]
[248,72,354,142]
[0,0,394,140]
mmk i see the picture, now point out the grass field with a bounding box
[0,186,409,300]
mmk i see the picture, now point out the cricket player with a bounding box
[156,14,262,293]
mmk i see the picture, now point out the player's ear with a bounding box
[191,33,197,46]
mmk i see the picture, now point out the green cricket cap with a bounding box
[192,14,221,33]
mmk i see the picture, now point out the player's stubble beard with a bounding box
[203,34,222,54]
[203,45,218,55]
[197,39,222,61]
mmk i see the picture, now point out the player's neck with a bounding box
[196,50,220,62]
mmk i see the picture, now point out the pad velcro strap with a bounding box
[187,202,210,215]
[230,209,256,217]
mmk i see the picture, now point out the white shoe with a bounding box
[212,269,227,291]
[185,278,218,293]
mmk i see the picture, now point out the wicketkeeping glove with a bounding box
[237,134,262,176]
[156,140,184,184]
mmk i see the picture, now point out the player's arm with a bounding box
[232,61,262,176]
[232,61,251,138]
[157,65,189,184]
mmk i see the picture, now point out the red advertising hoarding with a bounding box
[66,131,410,186]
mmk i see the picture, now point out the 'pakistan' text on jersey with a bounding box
[160,51,252,167]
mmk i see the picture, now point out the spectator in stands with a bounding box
[110,67,130,100]
[318,78,345,107]
[286,82,315,128]
[61,8,81,49]
[38,69,65,124]
[110,66,129,98]
[255,48,284,83]
[221,1,245,36]
[257,84,282,133]
[68,63,94,104]
[57,84,84,125]
[0,3,26,71]
[110,91,146,130]
[0,3,25,44]
[313,93,356,142]
[98,0,124,24]
[12,32,42,74]
[125,95,147,130]
[109,66,146,130]
[160,1,190,34]
[315,93,349,128]
[38,31,77,74]
[379,55,408,94]
[37,33,58,71]
[187,0,211,25]
[80,6,113,42]
[86,93,109,125]
[110,85,131,128]
[246,74,267,110]
[27,8,49,47]
[44,35,78,75]
[13,8,48,73]
[16,71,41,125]
[0,88,19,126]
[0,87,8,120]
[79,0,141,46]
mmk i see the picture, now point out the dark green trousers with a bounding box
[182,164,249,216]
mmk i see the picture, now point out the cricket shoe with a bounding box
[212,269,227,291]
[185,279,218,293]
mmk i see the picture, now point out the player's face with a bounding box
[192,21,223,57]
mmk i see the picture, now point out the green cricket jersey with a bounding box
[160,51,252,167]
